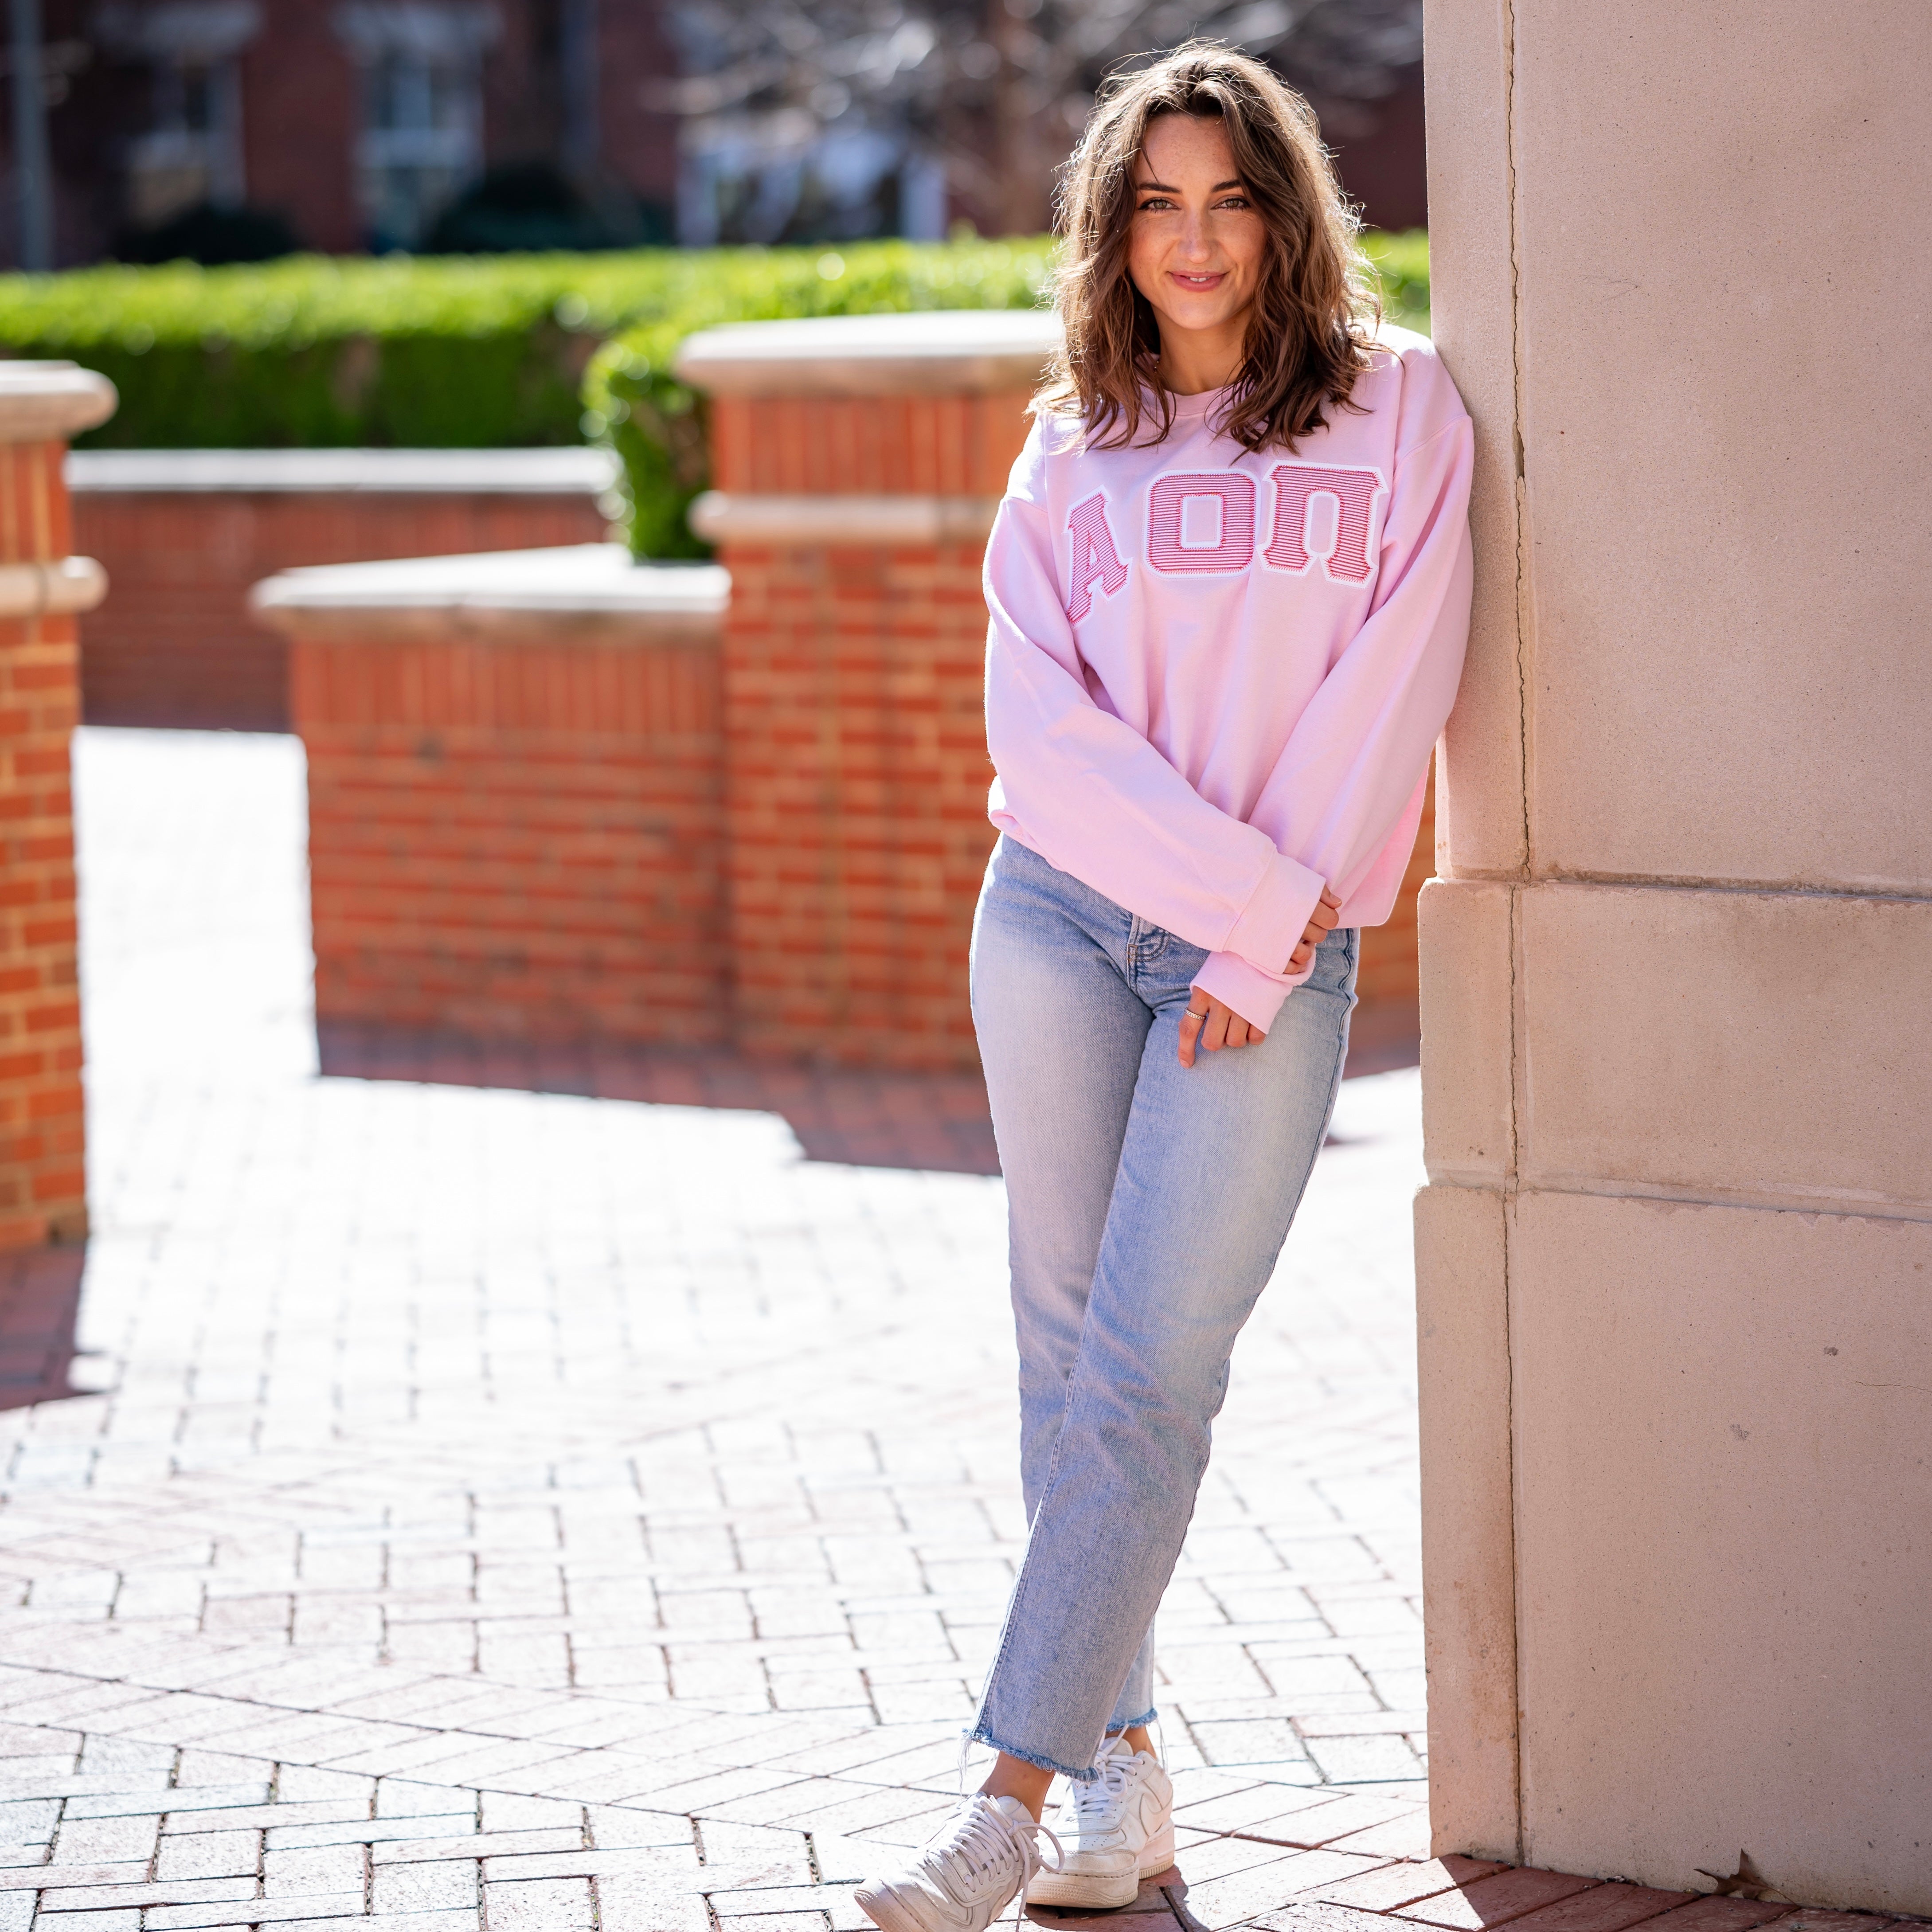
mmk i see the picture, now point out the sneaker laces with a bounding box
[1068,1733,1134,1834]
[916,1793,1064,1900]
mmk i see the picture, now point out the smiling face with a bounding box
[1124,111,1268,392]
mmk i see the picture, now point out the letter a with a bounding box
[1265,463,1383,582]
[1066,493,1129,622]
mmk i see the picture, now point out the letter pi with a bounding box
[1265,462,1384,582]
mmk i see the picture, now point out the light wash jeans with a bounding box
[967,834,1357,1780]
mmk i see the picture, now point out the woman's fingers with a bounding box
[1177,1000,1207,1069]
[1284,885,1344,976]
[1179,993,1268,1065]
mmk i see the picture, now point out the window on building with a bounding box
[679,124,947,248]
[332,3,499,250]
[96,1,260,229]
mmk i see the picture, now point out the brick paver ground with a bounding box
[0,729,1872,1932]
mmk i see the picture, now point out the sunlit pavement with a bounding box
[0,727,1455,1929]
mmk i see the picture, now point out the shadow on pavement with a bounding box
[0,1245,89,1408]
[316,1003,1417,1182]
[317,1023,1004,1175]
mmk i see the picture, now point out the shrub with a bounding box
[0,230,1426,552]
[581,238,1060,558]
[0,251,706,449]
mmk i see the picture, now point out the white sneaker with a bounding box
[1024,1733,1175,1910]
[855,1793,1062,1932]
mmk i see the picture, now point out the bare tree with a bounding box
[657,0,1422,241]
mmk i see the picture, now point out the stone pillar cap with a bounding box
[250,543,727,642]
[675,308,1064,397]
[68,446,620,494]
[0,361,117,443]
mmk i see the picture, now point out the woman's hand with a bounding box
[1287,886,1343,973]
[1178,994,1264,1067]
[1177,885,1342,1068]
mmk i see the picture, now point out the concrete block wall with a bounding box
[0,367,116,1250]
[1417,0,1932,1909]
[72,450,615,731]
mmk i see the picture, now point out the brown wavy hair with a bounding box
[1038,41,1381,453]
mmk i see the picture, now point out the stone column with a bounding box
[0,362,115,1251]
[676,312,1059,1070]
[1417,1,1931,1911]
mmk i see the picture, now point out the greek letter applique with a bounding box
[1066,492,1129,622]
[1146,471,1257,574]
[1263,462,1384,582]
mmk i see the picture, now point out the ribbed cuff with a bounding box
[1189,948,1300,1033]
[1221,849,1326,979]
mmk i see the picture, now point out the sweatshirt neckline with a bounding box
[1158,382,1234,423]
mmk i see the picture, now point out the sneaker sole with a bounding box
[1023,1821,1177,1910]
[1025,1865,1140,1908]
[852,1879,943,1932]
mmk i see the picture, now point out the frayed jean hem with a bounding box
[1103,1707,1158,1735]
[967,1724,1102,1783]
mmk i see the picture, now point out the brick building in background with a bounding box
[0,2,1424,268]
[3,0,683,265]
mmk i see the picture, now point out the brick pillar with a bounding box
[0,362,117,1251]
[678,313,1060,1070]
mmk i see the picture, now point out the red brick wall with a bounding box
[721,537,998,1068]
[1356,773,1434,1010]
[712,391,1031,1068]
[294,629,726,1047]
[75,492,609,732]
[1351,765,1433,1067]
[241,0,362,255]
[0,443,85,1249]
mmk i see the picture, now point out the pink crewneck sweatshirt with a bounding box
[982,324,1474,1031]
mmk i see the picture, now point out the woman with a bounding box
[856,42,1472,1932]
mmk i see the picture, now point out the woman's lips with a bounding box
[1170,271,1225,289]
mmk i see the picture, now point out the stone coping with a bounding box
[251,543,726,643]
[0,360,117,444]
[0,555,107,620]
[675,308,1064,397]
[68,445,621,494]
[689,489,1000,547]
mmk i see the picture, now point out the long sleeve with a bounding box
[1189,415,1474,1028]
[983,434,1328,988]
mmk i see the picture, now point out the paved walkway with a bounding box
[0,730,1863,1932]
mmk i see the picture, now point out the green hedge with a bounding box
[0,252,708,450]
[581,239,1058,558]
[586,227,1430,557]
[0,230,1427,555]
